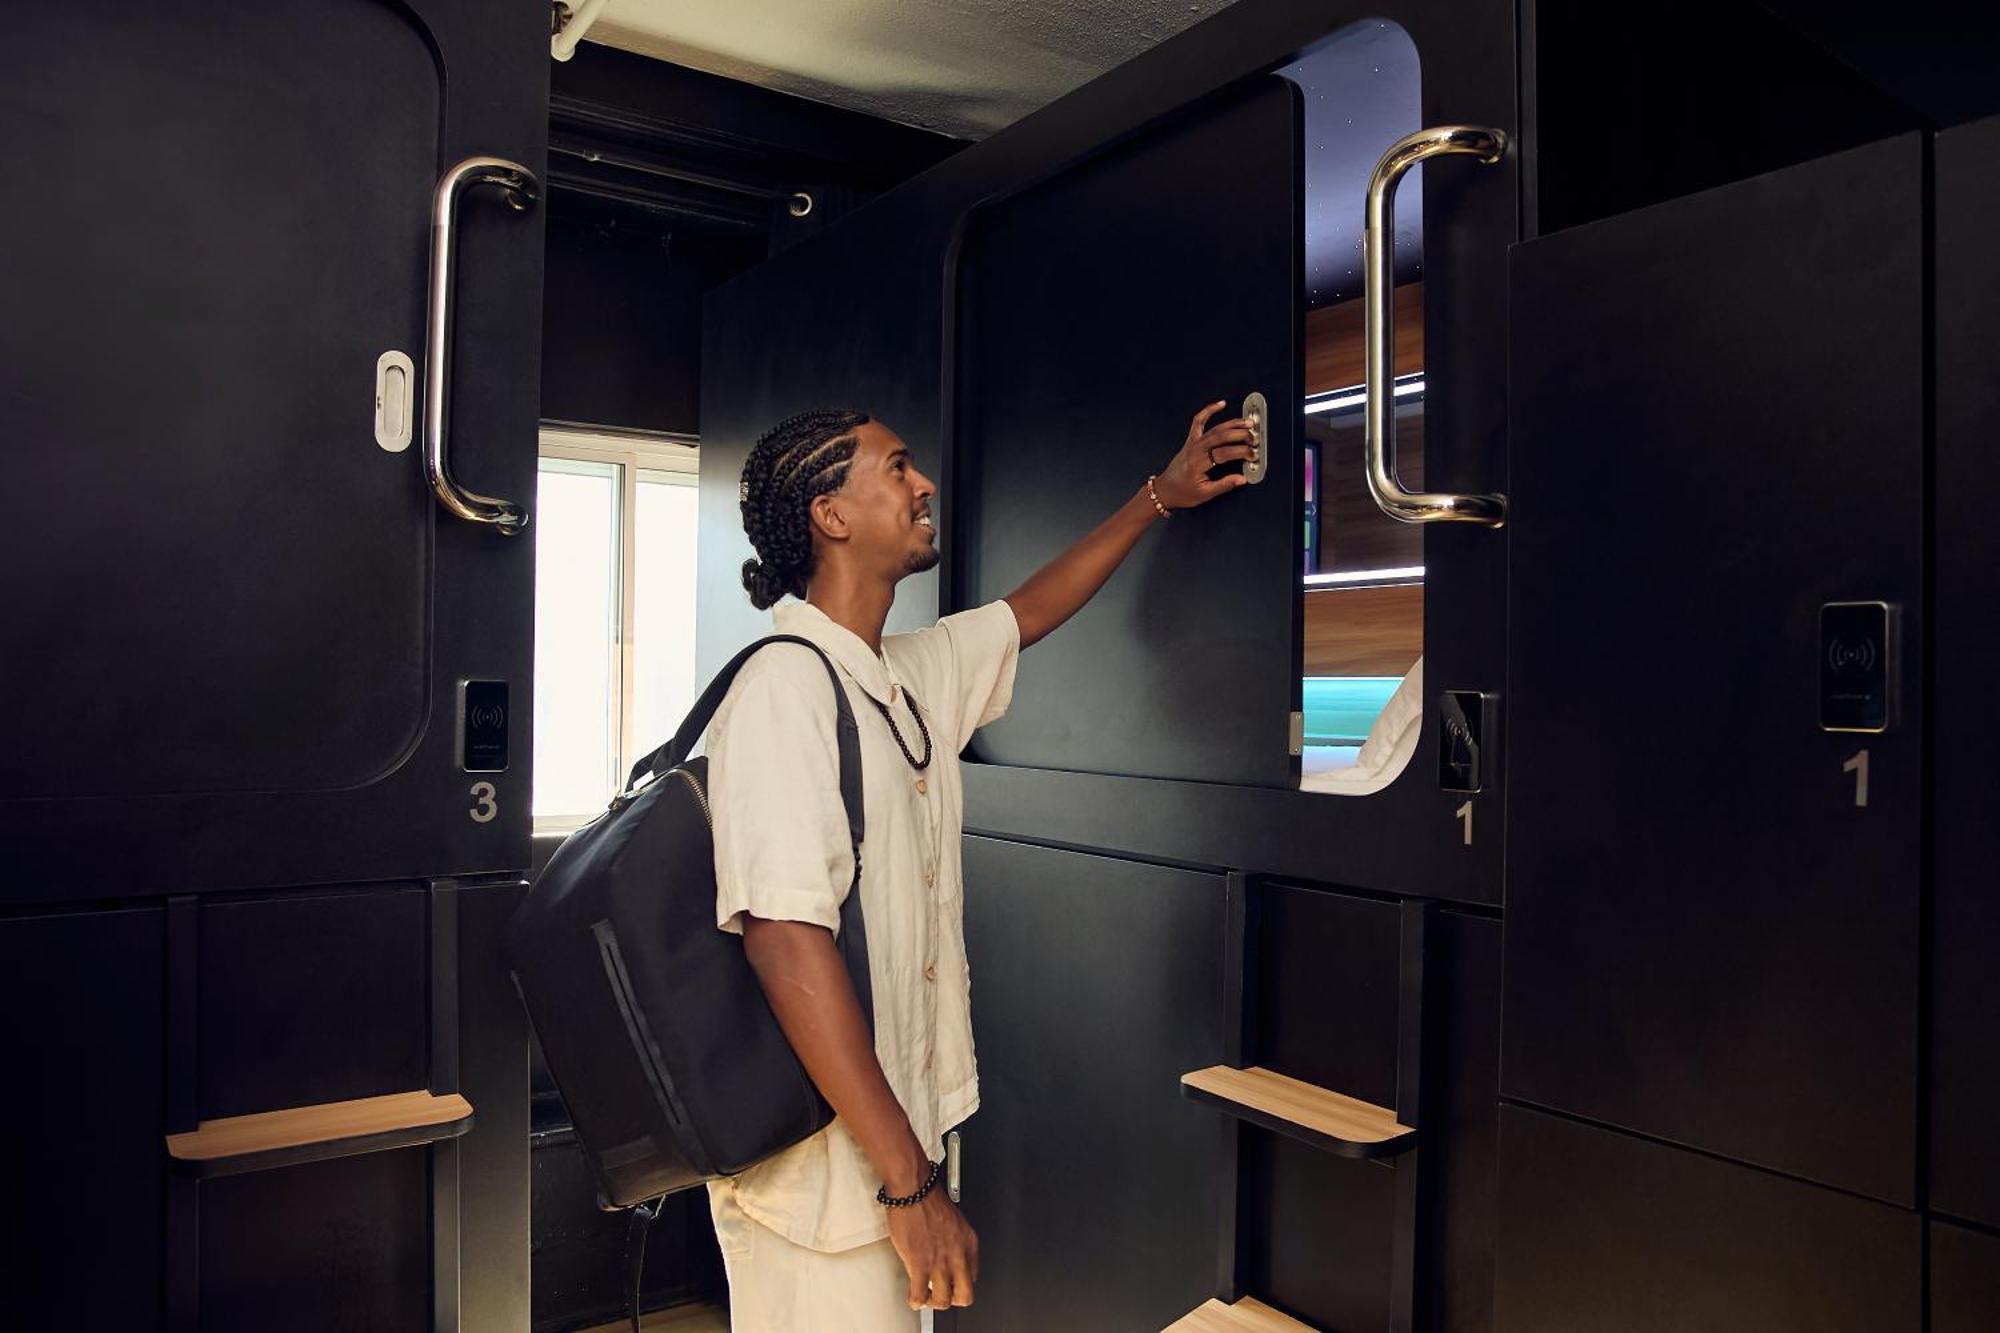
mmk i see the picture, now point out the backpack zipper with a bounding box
[673,766,712,827]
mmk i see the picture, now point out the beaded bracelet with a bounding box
[1146,474,1172,519]
[877,1159,944,1209]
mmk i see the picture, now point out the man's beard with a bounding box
[903,542,942,577]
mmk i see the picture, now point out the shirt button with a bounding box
[924,869,936,889]
[924,964,937,982]
[915,777,928,795]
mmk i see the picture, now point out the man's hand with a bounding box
[885,1190,979,1310]
[1000,398,1260,649]
[1151,400,1259,511]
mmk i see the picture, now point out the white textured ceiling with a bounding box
[588,0,1234,139]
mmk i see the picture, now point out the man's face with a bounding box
[819,420,940,581]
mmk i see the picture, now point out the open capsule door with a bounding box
[947,76,1306,789]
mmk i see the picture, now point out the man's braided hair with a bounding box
[738,408,870,609]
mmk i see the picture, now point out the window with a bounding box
[533,427,701,832]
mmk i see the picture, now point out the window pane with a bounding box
[533,460,622,818]
[632,472,701,756]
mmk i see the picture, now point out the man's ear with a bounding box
[808,492,847,543]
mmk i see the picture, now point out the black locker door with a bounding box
[0,0,545,899]
[0,908,165,1328]
[1931,112,2000,1229]
[950,78,1303,788]
[1502,137,1924,1204]
[955,836,1225,1331]
[1495,1107,1919,1333]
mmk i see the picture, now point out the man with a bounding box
[705,402,1257,1329]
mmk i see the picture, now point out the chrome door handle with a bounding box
[424,156,537,534]
[1363,127,1508,527]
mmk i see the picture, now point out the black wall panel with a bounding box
[1930,113,2000,1230]
[1494,1108,1918,1332]
[541,196,765,435]
[1249,1132,1397,1332]
[539,45,961,436]
[956,836,1224,1332]
[198,1149,433,1332]
[0,908,163,1329]
[1253,886,1401,1107]
[457,880,533,1333]
[198,889,428,1120]
[1240,886,1400,1329]
[1432,911,1501,1333]
[1504,137,1924,1204]
[1932,1221,2000,1333]
[1524,0,1920,236]
[1245,898,1501,1333]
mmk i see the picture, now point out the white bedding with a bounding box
[1299,656,1423,796]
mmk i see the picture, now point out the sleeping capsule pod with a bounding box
[695,3,1516,1326]
[694,2,2000,1331]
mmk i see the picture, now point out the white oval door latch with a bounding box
[375,350,415,453]
[1241,391,1269,484]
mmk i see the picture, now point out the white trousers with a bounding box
[708,1183,923,1333]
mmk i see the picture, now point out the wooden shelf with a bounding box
[1165,1296,1319,1332]
[166,1089,473,1178]
[1181,1065,1414,1160]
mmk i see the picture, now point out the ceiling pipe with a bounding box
[551,0,613,62]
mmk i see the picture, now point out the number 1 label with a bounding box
[1456,800,1474,846]
[1843,749,1870,809]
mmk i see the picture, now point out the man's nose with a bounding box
[913,469,937,499]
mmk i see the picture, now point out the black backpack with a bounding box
[510,636,872,1208]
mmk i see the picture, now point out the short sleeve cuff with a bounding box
[715,882,847,937]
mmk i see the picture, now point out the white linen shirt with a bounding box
[706,596,1020,1252]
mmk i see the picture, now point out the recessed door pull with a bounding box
[374,350,414,453]
[1240,391,1269,485]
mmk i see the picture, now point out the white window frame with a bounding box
[536,424,700,835]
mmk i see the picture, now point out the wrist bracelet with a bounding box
[877,1159,943,1209]
[1146,474,1172,519]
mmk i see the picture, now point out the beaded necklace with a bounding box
[866,687,933,771]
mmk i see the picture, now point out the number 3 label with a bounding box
[469,781,498,823]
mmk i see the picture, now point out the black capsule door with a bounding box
[0,0,545,900]
[950,77,1304,788]
[1502,136,1924,1204]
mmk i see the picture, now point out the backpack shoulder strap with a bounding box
[626,634,863,852]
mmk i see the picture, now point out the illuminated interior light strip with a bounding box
[1302,374,1427,416]
[1303,565,1425,587]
